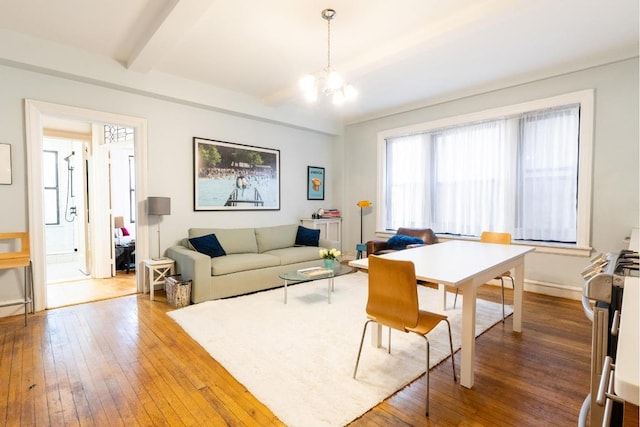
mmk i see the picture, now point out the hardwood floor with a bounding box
[0,284,603,426]
[46,271,137,309]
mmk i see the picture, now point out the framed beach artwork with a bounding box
[194,137,280,211]
[307,166,325,200]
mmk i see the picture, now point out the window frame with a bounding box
[43,150,60,225]
[376,90,594,256]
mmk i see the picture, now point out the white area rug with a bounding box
[168,271,511,427]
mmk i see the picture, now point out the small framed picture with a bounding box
[307,166,325,200]
[0,143,11,185]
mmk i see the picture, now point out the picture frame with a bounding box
[0,143,11,185]
[307,166,325,200]
[194,137,280,211]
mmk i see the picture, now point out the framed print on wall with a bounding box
[0,143,11,185]
[307,166,325,200]
[194,137,280,211]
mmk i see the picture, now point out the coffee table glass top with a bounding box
[279,264,353,282]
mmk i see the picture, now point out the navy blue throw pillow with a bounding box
[295,226,321,247]
[387,234,424,250]
[189,233,227,258]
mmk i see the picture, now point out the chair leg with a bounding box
[445,319,457,382]
[500,277,505,322]
[353,320,374,379]
[388,327,391,354]
[503,276,515,322]
[421,335,430,416]
[453,289,459,309]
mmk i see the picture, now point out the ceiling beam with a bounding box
[127,0,214,73]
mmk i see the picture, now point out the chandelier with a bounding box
[300,9,357,105]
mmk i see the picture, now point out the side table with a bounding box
[143,258,175,301]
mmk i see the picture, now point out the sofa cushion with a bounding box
[189,227,257,254]
[210,253,280,275]
[387,234,425,250]
[295,226,320,247]
[255,224,298,253]
[189,233,226,258]
[265,246,322,265]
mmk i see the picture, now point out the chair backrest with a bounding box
[366,255,419,330]
[396,227,438,245]
[0,232,30,269]
[480,231,511,245]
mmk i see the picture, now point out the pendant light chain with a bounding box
[327,15,331,70]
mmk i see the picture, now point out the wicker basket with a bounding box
[165,275,192,308]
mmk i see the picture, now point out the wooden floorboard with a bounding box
[0,284,608,426]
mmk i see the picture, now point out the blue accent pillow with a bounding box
[387,234,425,250]
[189,233,227,258]
[295,226,321,247]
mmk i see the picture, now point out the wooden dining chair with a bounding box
[0,232,34,325]
[453,231,515,321]
[353,255,456,416]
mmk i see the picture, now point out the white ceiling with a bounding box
[1,0,638,131]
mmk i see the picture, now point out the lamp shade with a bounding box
[147,197,171,216]
[114,216,125,228]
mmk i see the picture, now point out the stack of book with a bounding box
[297,267,333,277]
[321,208,341,218]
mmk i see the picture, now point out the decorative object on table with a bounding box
[193,137,280,211]
[320,247,341,269]
[307,166,325,200]
[147,196,171,260]
[299,8,357,105]
[356,200,372,244]
[0,143,11,185]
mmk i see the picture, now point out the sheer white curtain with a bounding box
[431,120,513,235]
[516,106,579,242]
[383,104,580,243]
[384,134,431,230]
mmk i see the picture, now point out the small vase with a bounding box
[324,258,334,270]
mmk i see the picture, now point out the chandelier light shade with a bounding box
[300,9,357,105]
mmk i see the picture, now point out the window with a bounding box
[378,90,593,250]
[43,150,60,225]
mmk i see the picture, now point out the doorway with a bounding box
[42,126,138,307]
[25,100,150,312]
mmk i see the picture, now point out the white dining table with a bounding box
[349,239,535,388]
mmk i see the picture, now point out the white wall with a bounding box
[0,63,338,316]
[342,58,639,296]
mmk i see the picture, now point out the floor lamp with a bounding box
[147,197,171,260]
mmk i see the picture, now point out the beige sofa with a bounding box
[167,224,336,303]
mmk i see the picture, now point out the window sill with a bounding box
[374,232,592,257]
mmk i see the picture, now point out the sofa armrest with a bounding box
[166,245,210,302]
[366,240,389,256]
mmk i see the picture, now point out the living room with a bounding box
[0,1,638,425]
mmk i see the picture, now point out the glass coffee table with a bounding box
[279,264,353,304]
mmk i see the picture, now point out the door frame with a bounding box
[25,99,149,312]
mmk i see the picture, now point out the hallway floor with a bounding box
[47,269,137,309]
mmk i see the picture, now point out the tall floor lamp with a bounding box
[147,196,171,260]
